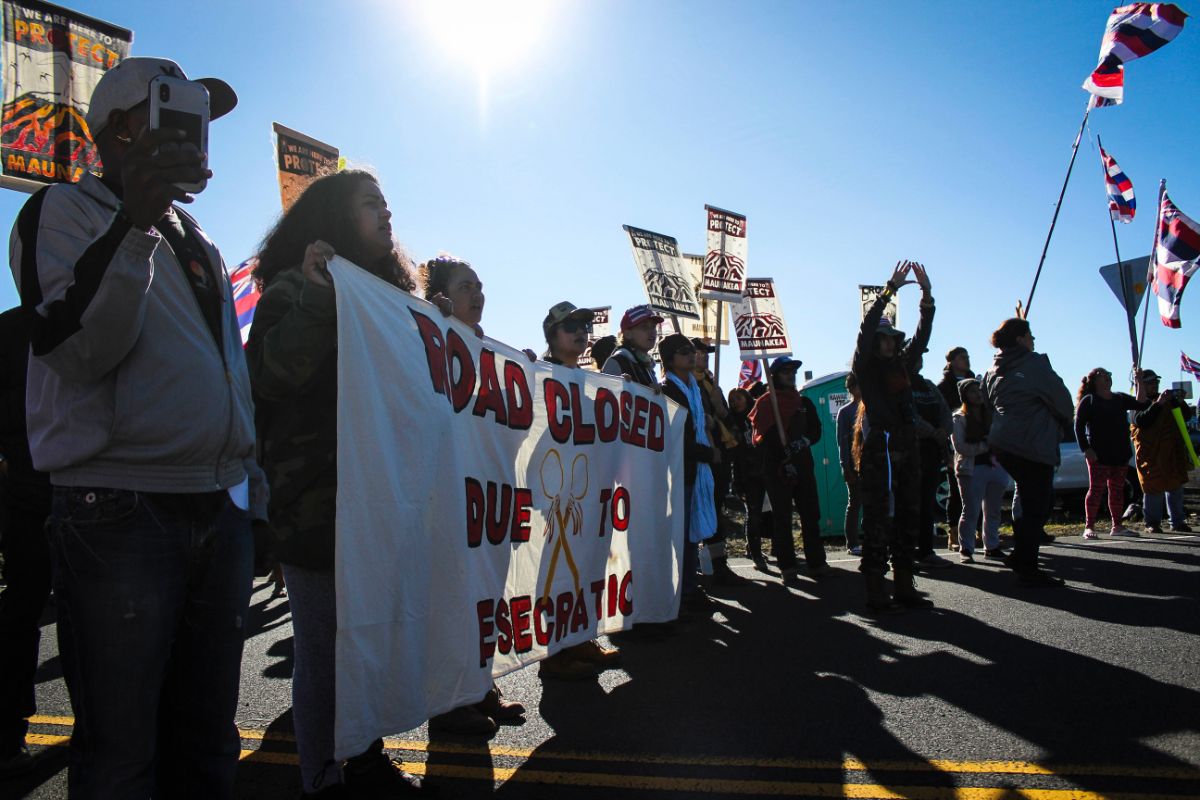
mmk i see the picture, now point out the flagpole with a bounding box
[713,301,723,386]
[1024,103,1091,317]
[762,364,789,449]
[1136,179,1167,373]
[1096,135,1140,374]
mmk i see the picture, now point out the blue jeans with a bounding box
[48,486,253,799]
[1143,488,1185,528]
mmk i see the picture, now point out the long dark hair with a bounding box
[1076,367,1109,405]
[990,318,1030,349]
[253,170,415,291]
[419,255,471,300]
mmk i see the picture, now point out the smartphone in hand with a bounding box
[148,74,210,193]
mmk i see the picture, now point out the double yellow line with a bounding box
[27,716,1200,798]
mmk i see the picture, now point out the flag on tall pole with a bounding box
[1083,3,1188,108]
[1099,145,1136,222]
[738,359,762,389]
[1181,351,1200,381]
[1150,187,1200,329]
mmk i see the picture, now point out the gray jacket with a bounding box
[982,347,1072,466]
[9,172,264,510]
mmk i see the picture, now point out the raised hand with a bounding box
[910,262,931,293]
[301,240,335,288]
[887,260,913,290]
[120,128,211,229]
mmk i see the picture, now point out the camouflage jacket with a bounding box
[246,268,339,569]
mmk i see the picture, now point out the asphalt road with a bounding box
[7,529,1200,799]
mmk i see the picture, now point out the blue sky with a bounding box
[2,0,1198,392]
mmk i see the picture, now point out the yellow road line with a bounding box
[23,736,1198,799]
[28,717,1200,784]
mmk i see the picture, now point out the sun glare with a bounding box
[420,0,553,79]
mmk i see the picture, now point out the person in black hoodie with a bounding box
[1074,367,1148,539]
[0,307,52,777]
[726,387,768,569]
[750,357,832,582]
[851,261,935,614]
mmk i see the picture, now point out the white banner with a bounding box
[623,224,701,320]
[578,306,611,368]
[859,285,899,329]
[701,206,748,302]
[730,278,792,360]
[328,258,686,759]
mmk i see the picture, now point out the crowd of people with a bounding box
[0,57,1195,799]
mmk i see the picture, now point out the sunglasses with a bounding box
[674,346,696,356]
[558,319,591,334]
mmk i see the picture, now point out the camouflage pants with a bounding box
[858,427,919,576]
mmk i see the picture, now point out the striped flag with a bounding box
[1182,351,1200,381]
[228,257,261,345]
[1151,190,1200,329]
[1083,3,1188,108]
[1099,145,1135,222]
[738,359,762,388]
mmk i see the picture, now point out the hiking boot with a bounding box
[343,743,436,796]
[564,639,621,667]
[892,564,934,609]
[711,557,751,586]
[429,704,497,736]
[864,573,904,616]
[538,652,599,681]
[476,685,525,723]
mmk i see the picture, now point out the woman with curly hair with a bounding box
[1074,367,1148,539]
[247,170,433,797]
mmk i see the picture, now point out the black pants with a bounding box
[763,457,826,571]
[0,499,52,753]
[740,477,767,560]
[859,427,919,576]
[916,443,944,557]
[993,452,1054,570]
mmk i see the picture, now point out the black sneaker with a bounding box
[1016,569,1065,587]
[984,548,1009,559]
[1170,523,1193,533]
[344,749,436,796]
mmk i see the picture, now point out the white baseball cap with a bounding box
[85,57,237,137]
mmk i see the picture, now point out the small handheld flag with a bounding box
[1099,145,1136,222]
[1182,351,1200,381]
[738,359,762,389]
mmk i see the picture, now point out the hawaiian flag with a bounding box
[1151,190,1200,328]
[1182,351,1200,381]
[1083,3,1188,108]
[738,359,762,389]
[1099,145,1136,222]
[228,257,261,345]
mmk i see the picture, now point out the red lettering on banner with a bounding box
[476,600,495,667]
[472,349,507,424]
[590,579,606,621]
[554,591,574,641]
[495,599,512,655]
[570,589,589,633]
[544,378,571,443]
[595,388,619,442]
[533,596,552,646]
[512,488,532,542]
[446,328,475,412]
[569,384,596,444]
[607,573,619,618]
[410,309,450,398]
[628,395,649,447]
[510,596,533,653]
[504,361,533,429]
[647,401,665,452]
[465,478,484,547]
[485,482,512,545]
[619,571,634,615]
[619,392,634,443]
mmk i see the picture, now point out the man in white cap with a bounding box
[8,57,263,798]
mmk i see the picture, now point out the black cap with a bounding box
[690,337,716,354]
[659,333,694,363]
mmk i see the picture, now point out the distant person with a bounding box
[982,318,1073,587]
[937,346,975,548]
[1074,368,1148,539]
[950,378,1010,562]
[726,387,768,569]
[7,57,268,798]
[1131,369,1195,534]
[589,334,618,373]
[836,373,863,556]
[750,356,832,582]
[248,170,433,796]
[0,308,51,778]
[602,305,662,385]
[910,354,954,569]
[660,334,725,605]
[851,261,936,614]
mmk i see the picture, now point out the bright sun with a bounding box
[419,0,554,79]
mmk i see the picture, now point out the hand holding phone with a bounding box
[149,75,210,193]
[119,128,211,230]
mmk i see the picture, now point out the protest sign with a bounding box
[273,122,340,210]
[729,278,792,360]
[1,0,130,191]
[859,285,899,329]
[700,205,747,302]
[327,257,687,759]
[623,224,701,320]
[578,305,611,368]
[653,255,731,347]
